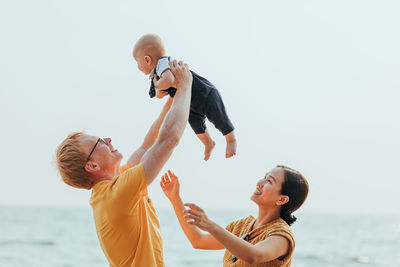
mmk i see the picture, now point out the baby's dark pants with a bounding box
[189,89,234,136]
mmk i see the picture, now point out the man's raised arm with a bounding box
[141,60,192,185]
[127,97,173,167]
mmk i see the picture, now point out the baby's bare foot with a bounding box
[204,141,216,161]
[225,140,237,158]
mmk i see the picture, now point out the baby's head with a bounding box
[133,34,166,75]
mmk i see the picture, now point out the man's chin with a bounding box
[112,150,122,158]
[113,153,123,165]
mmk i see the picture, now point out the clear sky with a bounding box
[1,0,399,215]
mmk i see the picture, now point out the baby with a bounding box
[133,34,236,161]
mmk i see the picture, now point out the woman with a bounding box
[160,165,309,266]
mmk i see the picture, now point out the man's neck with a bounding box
[92,168,120,186]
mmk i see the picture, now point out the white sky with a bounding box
[1,0,399,215]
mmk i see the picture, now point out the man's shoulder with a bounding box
[118,163,146,181]
[119,163,132,173]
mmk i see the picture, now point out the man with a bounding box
[55,60,192,267]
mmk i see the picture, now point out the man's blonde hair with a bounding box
[56,132,93,190]
[133,33,166,60]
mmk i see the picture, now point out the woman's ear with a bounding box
[84,161,100,173]
[276,195,289,206]
[144,55,152,65]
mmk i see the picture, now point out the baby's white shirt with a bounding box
[155,57,170,78]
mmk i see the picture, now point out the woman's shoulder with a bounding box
[267,218,294,232]
[266,218,295,244]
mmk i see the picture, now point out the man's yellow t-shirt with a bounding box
[90,163,164,267]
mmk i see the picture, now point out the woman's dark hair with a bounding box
[277,165,309,226]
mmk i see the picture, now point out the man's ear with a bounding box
[84,161,100,173]
[276,195,289,207]
[144,55,152,65]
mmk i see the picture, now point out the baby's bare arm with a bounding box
[153,69,176,89]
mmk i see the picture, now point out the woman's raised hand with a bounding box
[183,203,215,232]
[160,170,180,201]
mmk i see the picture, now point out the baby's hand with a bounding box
[156,89,168,99]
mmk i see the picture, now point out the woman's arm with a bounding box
[184,204,290,264]
[160,171,224,250]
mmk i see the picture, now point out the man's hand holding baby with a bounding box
[169,60,192,90]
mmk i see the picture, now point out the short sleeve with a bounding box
[111,164,147,212]
[269,223,295,263]
[155,57,170,77]
[225,220,236,233]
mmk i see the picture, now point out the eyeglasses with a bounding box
[83,137,106,168]
[232,233,250,263]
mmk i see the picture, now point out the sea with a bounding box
[0,205,399,267]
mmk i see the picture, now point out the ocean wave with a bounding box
[349,256,370,264]
[298,253,372,265]
[0,240,55,246]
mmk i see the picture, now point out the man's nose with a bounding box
[104,138,112,144]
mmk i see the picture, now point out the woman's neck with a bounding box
[253,207,281,230]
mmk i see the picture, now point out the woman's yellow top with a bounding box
[223,216,295,267]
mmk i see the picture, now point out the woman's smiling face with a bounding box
[251,167,287,207]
